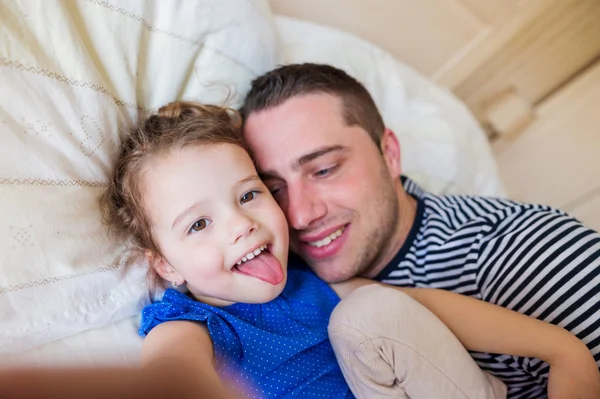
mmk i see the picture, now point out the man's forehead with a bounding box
[242,93,366,173]
[244,93,345,129]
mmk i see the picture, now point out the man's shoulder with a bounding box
[402,176,565,231]
[421,191,568,231]
[417,192,600,257]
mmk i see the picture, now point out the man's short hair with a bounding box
[241,63,386,145]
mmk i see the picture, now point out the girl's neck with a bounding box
[186,288,237,307]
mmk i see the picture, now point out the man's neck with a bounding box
[363,186,418,279]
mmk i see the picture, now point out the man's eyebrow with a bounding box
[294,145,348,169]
[258,145,349,181]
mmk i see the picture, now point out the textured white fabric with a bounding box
[0,8,504,361]
[0,316,143,366]
[0,0,280,354]
[275,16,505,197]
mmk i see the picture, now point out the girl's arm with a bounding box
[141,320,243,398]
[330,279,600,398]
[0,321,241,399]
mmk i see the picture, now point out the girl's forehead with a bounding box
[148,144,257,192]
[144,145,258,230]
[159,143,251,169]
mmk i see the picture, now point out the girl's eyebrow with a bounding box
[172,200,206,230]
[171,175,260,230]
[237,175,260,186]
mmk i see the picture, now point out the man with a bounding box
[241,63,600,398]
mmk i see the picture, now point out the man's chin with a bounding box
[290,245,360,283]
[309,261,357,284]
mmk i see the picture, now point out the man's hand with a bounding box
[547,340,600,399]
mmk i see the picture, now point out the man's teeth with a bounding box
[308,227,344,248]
[236,244,267,265]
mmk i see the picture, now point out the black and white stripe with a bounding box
[375,178,600,399]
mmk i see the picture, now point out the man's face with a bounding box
[243,93,403,283]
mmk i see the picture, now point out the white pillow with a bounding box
[275,16,506,197]
[0,0,280,354]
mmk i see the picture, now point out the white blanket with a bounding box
[0,6,503,363]
[0,0,280,354]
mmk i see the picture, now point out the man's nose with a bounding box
[286,184,327,231]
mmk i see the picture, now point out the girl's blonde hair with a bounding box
[102,101,250,288]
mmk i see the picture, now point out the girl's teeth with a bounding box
[237,245,268,265]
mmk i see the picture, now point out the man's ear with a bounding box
[379,128,402,178]
[145,249,183,284]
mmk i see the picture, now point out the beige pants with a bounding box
[328,284,507,399]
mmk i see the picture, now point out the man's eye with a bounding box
[189,219,210,233]
[315,165,337,177]
[241,190,260,204]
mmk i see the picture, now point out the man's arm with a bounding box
[331,278,592,360]
[331,279,600,399]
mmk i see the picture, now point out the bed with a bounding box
[0,0,504,365]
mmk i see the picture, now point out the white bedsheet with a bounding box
[0,0,280,355]
[0,316,142,366]
[0,15,504,366]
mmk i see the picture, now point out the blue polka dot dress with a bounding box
[139,266,355,399]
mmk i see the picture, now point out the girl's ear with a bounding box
[145,249,184,285]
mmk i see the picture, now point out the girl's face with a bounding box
[143,143,289,306]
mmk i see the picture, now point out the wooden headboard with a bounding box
[270,0,600,138]
[271,0,600,230]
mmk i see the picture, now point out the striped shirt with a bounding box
[374,177,600,399]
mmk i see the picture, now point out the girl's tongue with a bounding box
[234,251,284,285]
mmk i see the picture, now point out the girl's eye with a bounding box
[189,219,210,233]
[240,190,260,204]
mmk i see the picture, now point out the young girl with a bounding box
[2,101,596,399]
